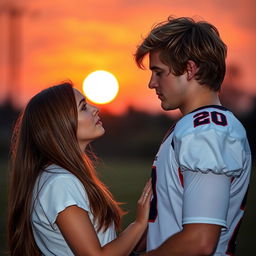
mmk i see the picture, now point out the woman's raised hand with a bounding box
[135,179,152,227]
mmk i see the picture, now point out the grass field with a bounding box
[0,158,255,255]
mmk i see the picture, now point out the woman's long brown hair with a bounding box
[8,82,124,256]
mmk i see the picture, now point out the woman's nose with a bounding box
[91,105,99,115]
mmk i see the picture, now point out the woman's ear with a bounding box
[186,60,198,81]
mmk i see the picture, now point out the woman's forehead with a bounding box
[73,89,85,101]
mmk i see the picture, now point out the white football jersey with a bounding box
[147,105,251,255]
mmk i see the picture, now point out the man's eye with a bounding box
[156,72,162,76]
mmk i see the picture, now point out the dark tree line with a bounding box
[1,97,256,161]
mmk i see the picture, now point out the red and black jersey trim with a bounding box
[189,105,228,114]
[226,190,248,255]
[226,218,242,256]
[240,189,248,211]
[162,123,176,144]
[149,166,158,222]
[178,167,184,187]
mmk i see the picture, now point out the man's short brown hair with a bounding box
[135,16,227,91]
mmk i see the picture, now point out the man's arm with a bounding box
[144,170,230,256]
[143,223,221,256]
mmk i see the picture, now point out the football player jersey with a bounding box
[147,105,251,255]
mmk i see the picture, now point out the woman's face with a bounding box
[73,89,105,150]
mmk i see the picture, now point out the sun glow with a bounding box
[82,70,119,104]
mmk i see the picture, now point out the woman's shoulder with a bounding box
[32,164,91,230]
[42,164,76,180]
[35,164,83,194]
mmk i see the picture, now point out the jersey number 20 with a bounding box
[193,111,227,127]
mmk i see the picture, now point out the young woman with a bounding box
[8,82,152,256]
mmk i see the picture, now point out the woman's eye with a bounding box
[81,104,87,111]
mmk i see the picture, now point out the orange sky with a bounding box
[0,0,255,114]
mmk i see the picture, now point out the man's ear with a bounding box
[186,60,198,80]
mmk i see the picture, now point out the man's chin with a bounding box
[161,102,177,111]
[161,102,171,111]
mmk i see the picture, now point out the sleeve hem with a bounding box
[51,200,90,226]
[180,165,243,177]
[182,217,228,229]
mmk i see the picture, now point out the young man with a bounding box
[134,17,252,256]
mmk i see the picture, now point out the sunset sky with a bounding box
[0,0,255,114]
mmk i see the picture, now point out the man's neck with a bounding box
[180,87,221,116]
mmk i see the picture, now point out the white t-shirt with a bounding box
[147,105,251,255]
[31,164,116,256]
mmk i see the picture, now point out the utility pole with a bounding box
[8,5,25,106]
[0,1,37,107]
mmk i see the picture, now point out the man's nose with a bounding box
[148,75,158,89]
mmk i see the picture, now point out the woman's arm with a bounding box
[56,179,152,256]
[132,228,148,253]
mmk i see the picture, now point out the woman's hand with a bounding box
[56,179,152,256]
[135,179,152,228]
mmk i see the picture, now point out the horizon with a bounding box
[0,0,255,115]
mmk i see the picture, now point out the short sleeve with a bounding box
[38,175,90,228]
[182,170,231,228]
[174,128,245,177]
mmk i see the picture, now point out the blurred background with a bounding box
[0,0,255,255]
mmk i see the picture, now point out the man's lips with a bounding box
[156,92,163,100]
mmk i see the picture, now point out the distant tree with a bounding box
[0,101,20,159]
[92,107,175,159]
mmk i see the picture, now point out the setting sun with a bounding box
[82,70,119,104]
